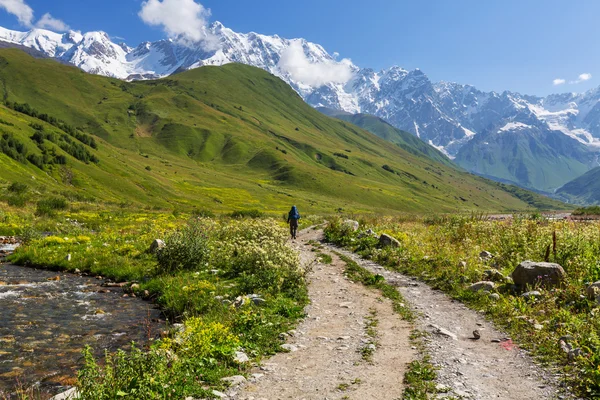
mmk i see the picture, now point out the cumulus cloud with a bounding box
[573,73,592,83]
[36,13,69,31]
[139,0,219,49]
[553,78,566,86]
[0,0,34,27]
[278,41,354,87]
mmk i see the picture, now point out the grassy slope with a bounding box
[317,107,454,167]
[556,166,600,205]
[0,49,566,213]
[455,125,592,192]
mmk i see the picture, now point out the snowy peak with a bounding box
[3,22,600,165]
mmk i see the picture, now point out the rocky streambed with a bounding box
[0,239,164,399]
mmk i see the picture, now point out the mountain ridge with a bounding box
[0,48,565,212]
[1,23,600,192]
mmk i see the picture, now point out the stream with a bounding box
[0,241,164,399]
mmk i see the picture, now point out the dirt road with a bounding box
[227,227,569,400]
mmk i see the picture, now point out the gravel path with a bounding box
[228,227,571,400]
[230,227,414,400]
[327,242,572,400]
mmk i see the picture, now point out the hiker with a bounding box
[287,205,300,240]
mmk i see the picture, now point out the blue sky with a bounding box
[0,0,597,96]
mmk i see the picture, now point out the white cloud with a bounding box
[553,78,566,86]
[139,0,219,49]
[278,41,354,87]
[0,0,34,27]
[36,13,69,31]
[570,73,592,84]
[578,73,592,82]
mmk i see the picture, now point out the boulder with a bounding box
[587,281,600,299]
[343,219,360,231]
[149,239,165,253]
[468,281,495,292]
[379,233,400,248]
[511,261,566,288]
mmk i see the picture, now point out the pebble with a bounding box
[281,344,298,352]
[221,375,246,386]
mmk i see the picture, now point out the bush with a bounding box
[35,197,69,216]
[230,209,263,219]
[7,182,28,194]
[213,219,305,298]
[6,195,27,207]
[192,208,215,218]
[155,219,213,274]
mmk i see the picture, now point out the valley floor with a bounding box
[230,227,570,400]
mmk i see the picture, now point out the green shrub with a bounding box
[230,209,263,219]
[192,208,215,218]
[7,182,28,194]
[35,197,68,216]
[6,195,27,207]
[155,219,213,274]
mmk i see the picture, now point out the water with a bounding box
[0,243,164,399]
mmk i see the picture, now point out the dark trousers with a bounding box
[289,220,299,238]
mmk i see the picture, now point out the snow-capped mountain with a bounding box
[2,22,600,192]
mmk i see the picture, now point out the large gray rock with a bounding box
[468,281,495,292]
[511,261,566,288]
[149,239,165,253]
[379,233,400,248]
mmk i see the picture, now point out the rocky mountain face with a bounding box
[2,23,600,192]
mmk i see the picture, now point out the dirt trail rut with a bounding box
[229,227,568,400]
[230,228,414,400]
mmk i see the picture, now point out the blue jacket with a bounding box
[288,206,300,221]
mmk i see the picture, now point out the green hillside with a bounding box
[556,167,600,205]
[455,123,594,192]
[317,107,454,167]
[0,49,566,213]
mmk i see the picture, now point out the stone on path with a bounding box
[281,344,299,352]
[221,375,247,386]
[430,324,458,340]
